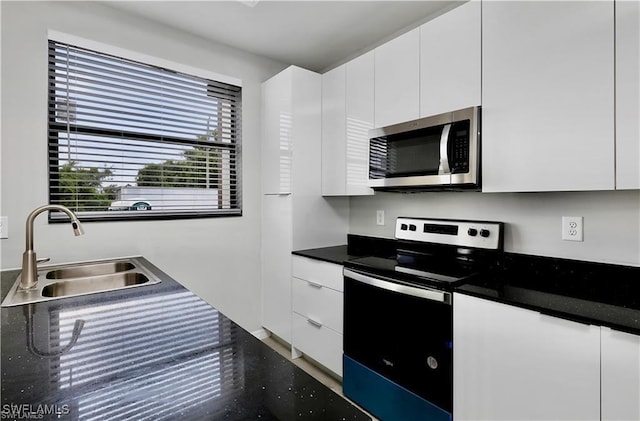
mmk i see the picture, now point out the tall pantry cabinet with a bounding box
[261,66,348,343]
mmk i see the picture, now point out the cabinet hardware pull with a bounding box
[307,317,322,328]
[307,280,323,289]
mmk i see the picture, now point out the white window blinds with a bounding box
[48,40,242,221]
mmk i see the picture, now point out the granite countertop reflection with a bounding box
[1,258,370,421]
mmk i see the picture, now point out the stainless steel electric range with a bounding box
[343,217,504,421]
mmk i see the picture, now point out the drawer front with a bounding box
[291,256,343,292]
[292,312,344,377]
[292,277,344,334]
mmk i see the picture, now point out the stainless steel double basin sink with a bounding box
[1,257,161,307]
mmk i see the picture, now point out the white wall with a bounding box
[350,190,640,266]
[0,1,287,332]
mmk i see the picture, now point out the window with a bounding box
[48,40,242,221]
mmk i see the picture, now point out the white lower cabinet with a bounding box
[453,293,601,421]
[291,255,344,377]
[601,327,640,421]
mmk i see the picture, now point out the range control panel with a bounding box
[395,217,503,250]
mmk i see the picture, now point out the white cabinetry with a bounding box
[321,64,346,196]
[262,70,293,195]
[261,66,348,343]
[453,293,601,421]
[345,52,375,196]
[419,0,481,117]
[615,0,640,190]
[374,28,420,128]
[601,327,640,421]
[291,256,344,376]
[482,1,615,192]
[321,52,374,196]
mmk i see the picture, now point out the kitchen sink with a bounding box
[1,257,161,307]
[42,272,150,298]
[45,261,136,279]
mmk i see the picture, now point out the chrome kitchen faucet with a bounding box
[20,205,84,290]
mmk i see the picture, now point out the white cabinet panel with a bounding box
[261,194,292,343]
[454,293,601,421]
[292,312,343,377]
[292,255,343,292]
[345,51,375,196]
[482,1,615,192]
[321,64,347,196]
[292,277,343,334]
[615,0,640,190]
[420,0,481,117]
[261,70,292,194]
[601,327,640,421]
[374,28,420,128]
[321,53,374,197]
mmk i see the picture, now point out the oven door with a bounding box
[343,268,453,421]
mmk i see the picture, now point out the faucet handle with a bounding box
[37,257,50,265]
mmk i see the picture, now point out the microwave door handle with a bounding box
[438,123,452,175]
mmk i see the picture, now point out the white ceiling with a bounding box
[102,1,462,72]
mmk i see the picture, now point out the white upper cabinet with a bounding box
[321,64,347,196]
[420,0,481,117]
[321,53,374,197]
[615,0,640,190]
[345,51,375,196]
[601,327,640,421]
[482,1,615,192]
[454,293,601,421]
[374,28,420,128]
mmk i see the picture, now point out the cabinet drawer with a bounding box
[291,256,343,292]
[292,277,343,334]
[292,312,343,377]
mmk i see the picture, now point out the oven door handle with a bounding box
[344,269,451,305]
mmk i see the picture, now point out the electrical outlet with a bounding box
[376,210,385,226]
[562,216,583,242]
[0,216,7,239]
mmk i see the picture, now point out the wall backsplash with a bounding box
[349,190,640,266]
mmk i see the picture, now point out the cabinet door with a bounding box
[261,194,292,343]
[615,0,640,190]
[420,0,481,117]
[345,51,374,196]
[482,1,615,192]
[453,293,601,421]
[601,327,640,421]
[321,65,347,196]
[374,28,420,128]
[261,69,292,194]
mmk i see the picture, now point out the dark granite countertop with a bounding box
[458,252,640,336]
[292,246,355,266]
[295,236,640,337]
[1,257,371,421]
[292,235,397,265]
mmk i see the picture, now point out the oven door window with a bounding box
[370,125,444,179]
[344,274,452,413]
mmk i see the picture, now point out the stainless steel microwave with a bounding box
[368,106,480,190]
